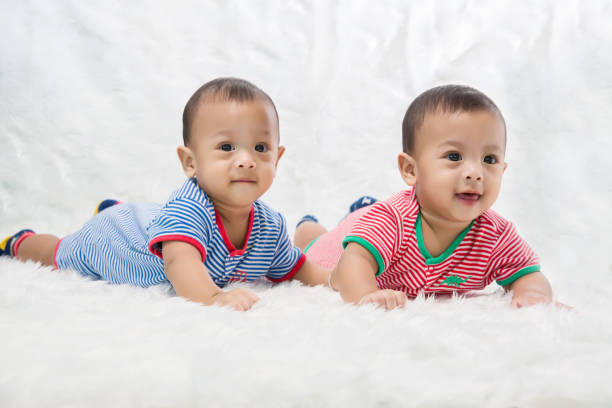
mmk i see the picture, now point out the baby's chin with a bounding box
[228,192,264,207]
[205,192,254,209]
[219,194,259,207]
[444,209,484,225]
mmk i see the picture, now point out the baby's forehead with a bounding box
[417,109,506,146]
[195,95,275,114]
[190,98,280,141]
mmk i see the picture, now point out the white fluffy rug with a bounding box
[1,259,606,407]
[2,1,612,406]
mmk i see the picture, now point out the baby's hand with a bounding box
[511,291,572,309]
[510,290,551,308]
[358,289,407,310]
[212,288,260,311]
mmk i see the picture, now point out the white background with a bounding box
[1,1,611,406]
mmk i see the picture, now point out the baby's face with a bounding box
[183,99,283,210]
[410,110,507,225]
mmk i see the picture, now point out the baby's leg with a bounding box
[2,199,119,268]
[294,218,328,251]
[16,234,59,267]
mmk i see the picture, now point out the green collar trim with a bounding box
[416,212,473,265]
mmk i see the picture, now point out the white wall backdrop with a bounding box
[2,1,612,406]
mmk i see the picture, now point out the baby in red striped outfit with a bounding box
[294,85,560,310]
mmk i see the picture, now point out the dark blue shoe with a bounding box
[0,229,35,257]
[296,214,319,229]
[349,196,377,213]
[94,199,120,215]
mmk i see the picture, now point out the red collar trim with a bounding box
[214,205,255,257]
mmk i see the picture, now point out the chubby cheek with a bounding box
[424,187,447,208]
[485,170,504,191]
[485,182,502,204]
[259,164,277,185]
[195,161,227,181]
[415,183,439,207]
[421,171,454,192]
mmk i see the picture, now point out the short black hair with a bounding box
[182,77,279,146]
[402,85,505,153]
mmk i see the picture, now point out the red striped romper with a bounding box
[305,188,540,297]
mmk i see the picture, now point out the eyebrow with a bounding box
[438,141,504,152]
[483,144,504,153]
[438,141,463,149]
[211,129,273,138]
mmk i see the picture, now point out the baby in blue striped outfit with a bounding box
[1,77,331,311]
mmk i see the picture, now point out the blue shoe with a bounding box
[349,196,377,213]
[296,214,319,229]
[0,229,35,257]
[94,199,120,215]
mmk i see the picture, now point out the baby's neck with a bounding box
[213,201,253,250]
[419,211,472,258]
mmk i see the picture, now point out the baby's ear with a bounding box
[275,145,286,168]
[398,152,417,186]
[177,146,196,178]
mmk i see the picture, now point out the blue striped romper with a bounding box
[54,178,306,287]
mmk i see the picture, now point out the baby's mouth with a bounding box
[456,193,481,203]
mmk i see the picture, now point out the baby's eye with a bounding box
[446,152,461,161]
[483,155,497,164]
[254,143,268,153]
[220,143,235,152]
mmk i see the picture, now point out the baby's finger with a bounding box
[381,290,398,310]
[510,297,526,308]
[395,292,407,308]
[554,301,573,310]
[237,297,254,311]
[357,294,374,306]
[245,296,258,310]
[238,289,259,304]
[230,301,246,312]
[384,291,397,310]
[372,296,386,309]
[388,291,405,310]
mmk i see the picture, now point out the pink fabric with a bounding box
[304,207,370,269]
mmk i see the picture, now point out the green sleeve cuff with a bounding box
[496,264,541,286]
[342,235,385,276]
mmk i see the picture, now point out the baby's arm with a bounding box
[504,271,553,308]
[291,259,331,286]
[162,241,259,311]
[332,242,407,310]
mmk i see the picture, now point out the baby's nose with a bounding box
[236,151,256,168]
[464,163,483,181]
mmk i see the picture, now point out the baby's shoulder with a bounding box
[476,209,513,236]
[159,179,215,216]
[253,200,286,230]
[167,178,210,204]
[382,189,419,218]
[148,179,215,228]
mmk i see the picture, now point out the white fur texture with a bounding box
[1,1,611,406]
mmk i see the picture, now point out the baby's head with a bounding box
[178,78,284,209]
[398,85,508,224]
